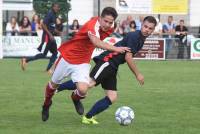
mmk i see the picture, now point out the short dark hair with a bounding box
[52,2,59,8]
[168,16,173,19]
[143,16,157,26]
[101,7,118,20]
[129,20,136,29]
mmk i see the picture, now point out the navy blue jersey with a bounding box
[94,30,145,69]
[43,10,56,33]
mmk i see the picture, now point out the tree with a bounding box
[33,0,71,22]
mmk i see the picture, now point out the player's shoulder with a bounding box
[83,16,99,28]
[47,10,54,16]
[127,30,141,39]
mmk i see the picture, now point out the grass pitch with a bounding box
[0,59,200,134]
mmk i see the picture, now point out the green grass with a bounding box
[0,59,200,134]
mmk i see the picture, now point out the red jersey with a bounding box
[58,17,113,64]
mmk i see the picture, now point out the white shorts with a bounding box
[51,58,91,84]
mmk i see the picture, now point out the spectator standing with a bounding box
[121,15,133,35]
[152,17,162,37]
[163,16,176,58]
[19,16,32,36]
[175,19,188,59]
[6,16,19,36]
[128,20,136,32]
[31,14,42,36]
[114,20,123,37]
[135,16,144,30]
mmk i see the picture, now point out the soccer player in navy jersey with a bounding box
[21,3,60,74]
[56,16,157,124]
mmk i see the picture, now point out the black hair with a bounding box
[101,7,118,20]
[129,20,136,29]
[52,2,59,8]
[143,16,157,26]
[20,16,31,28]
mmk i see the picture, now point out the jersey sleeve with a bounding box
[126,33,139,54]
[43,12,51,25]
[87,18,100,38]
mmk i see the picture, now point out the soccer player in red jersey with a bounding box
[41,7,130,121]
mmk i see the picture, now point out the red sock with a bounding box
[43,82,56,106]
[71,89,85,101]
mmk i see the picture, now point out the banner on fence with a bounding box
[191,38,200,59]
[2,36,61,57]
[135,38,165,60]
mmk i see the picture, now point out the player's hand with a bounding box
[115,47,131,53]
[136,73,144,85]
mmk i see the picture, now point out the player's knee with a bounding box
[76,83,89,95]
[107,93,117,103]
[49,81,59,89]
[88,79,96,88]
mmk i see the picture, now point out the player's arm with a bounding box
[54,28,62,36]
[41,22,54,40]
[88,33,130,53]
[125,52,144,85]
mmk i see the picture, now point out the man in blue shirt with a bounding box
[21,3,60,74]
[162,16,176,58]
[56,16,157,124]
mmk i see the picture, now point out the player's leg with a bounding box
[82,61,117,124]
[70,63,91,115]
[20,43,49,71]
[55,74,96,92]
[56,61,96,92]
[71,82,88,115]
[21,54,46,71]
[21,33,49,71]
[46,40,58,72]
[37,32,46,52]
[42,57,70,121]
[56,80,76,92]
[42,81,58,121]
[82,90,117,124]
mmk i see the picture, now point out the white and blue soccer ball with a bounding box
[115,106,135,126]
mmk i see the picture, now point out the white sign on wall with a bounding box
[2,0,33,10]
[2,36,61,57]
[190,0,200,26]
[116,0,152,14]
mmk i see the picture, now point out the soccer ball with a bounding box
[115,106,135,126]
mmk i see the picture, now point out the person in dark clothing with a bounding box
[37,17,63,52]
[175,19,188,59]
[21,3,60,73]
[198,25,200,38]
